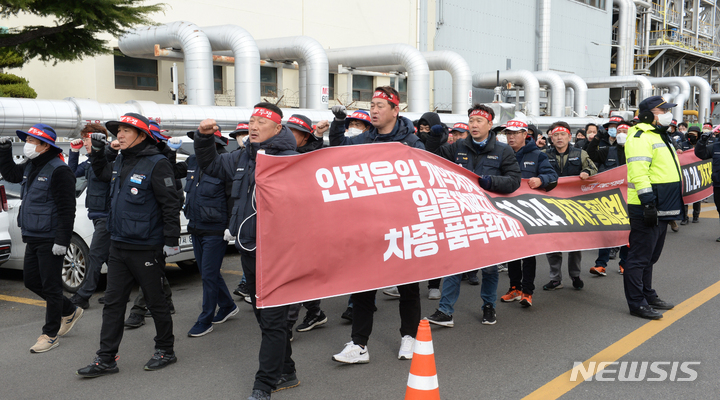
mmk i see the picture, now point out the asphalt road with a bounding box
[1,204,719,400]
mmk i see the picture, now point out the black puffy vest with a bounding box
[85,161,111,214]
[597,145,619,172]
[18,157,65,238]
[546,147,583,177]
[107,153,165,246]
[184,155,228,232]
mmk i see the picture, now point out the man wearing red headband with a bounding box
[543,121,597,292]
[193,102,299,400]
[329,86,424,366]
[423,103,521,328]
[0,124,80,353]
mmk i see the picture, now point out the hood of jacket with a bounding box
[246,125,298,159]
[516,138,541,159]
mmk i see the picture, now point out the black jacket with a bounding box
[91,139,182,248]
[417,112,449,145]
[695,134,720,187]
[426,131,521,194]
[586,133,626,169]
[0,147,76,246]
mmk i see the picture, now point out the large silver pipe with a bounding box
[473,71,541,116]
[558,73,588,117]
[682,76,712,123]
[254,36,328,110]
[201,25,260,108]
[662,85,680,102]
[585,75,653,102]
[648,77,690,121]
[532,71,565,117]
[118,21,215,106]
[711,94,720,102]
[326,44,430,113]
[613,0,637,76]
[537,0,551,71]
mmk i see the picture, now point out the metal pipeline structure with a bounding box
[584,75,653,103]
[532,71,566,117]
[648,77,690,122]
[473,71,541,116]
[613,0,637,76]
[681,76,712,123]
[118,21,216,106]
[558,73,588,117]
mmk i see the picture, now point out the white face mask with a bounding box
[657,112,674,127]
[616,133,627,146]
[347,127,364,137]
[23,142,41,159]
[496,134,507,144]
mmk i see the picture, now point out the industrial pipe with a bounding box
[647,77,690,122]
[537,0,551,71]
[558,73,588,117]
[613,0,637,76]
[682,76,712,123]
[532,71,566,117]
[584,75,653,102]
[473,71,541,116]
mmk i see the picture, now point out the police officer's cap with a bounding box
[638,96,676,114]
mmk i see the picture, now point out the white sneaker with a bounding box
[332,341,369,364]
[30,334,59,353]
[428,288,441,300]
[383,287,400,297]
[497,263,508,273]
[398,335,414,360]
[58,307,83,336]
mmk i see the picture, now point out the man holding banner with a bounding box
[330,86,425,364]
[193,103,300,400]
[623,95,681,320]
[424,104,521,327]
[693,123,720,241]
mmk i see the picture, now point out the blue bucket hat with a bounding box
[16,124,62,151]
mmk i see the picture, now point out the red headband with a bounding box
[372,90,400,106]
[120,115,149,133]
[609,116,623,123]
[235,123,249,131]
[28,126,55,142]
[469,109,493,122]
[287,116,313,132]
[551,126,571,135]
[453,123,469,130]
[506,120,528,129]
[617,124,630,130]
[252,108,282,124]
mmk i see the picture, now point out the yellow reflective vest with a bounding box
[625,122,683,219]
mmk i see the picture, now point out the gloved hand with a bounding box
[52,244,68,256]
[700,131,712,142]
[478,175,492,191]
[90,133,106,151]
[331,105,347,120]
[163,245,180,257]
[642,204,658,227]
[70,139,83,152]
[167,137,183,151]
[223,229,234,242]
[0,136,12,150]
[430,124,446,137]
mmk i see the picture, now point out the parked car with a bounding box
[0,185,12,265]
[0,145,196,292]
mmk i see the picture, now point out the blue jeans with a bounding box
[193,234,235,325]
[594,248,611,268]
[438,266,499,315]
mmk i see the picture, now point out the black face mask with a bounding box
[688,135,698,145]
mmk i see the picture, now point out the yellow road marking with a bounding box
[0,294,46,307]
[523,279,720,400]
[221,269,243,276]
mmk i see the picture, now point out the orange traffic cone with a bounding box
[404,319,440,400]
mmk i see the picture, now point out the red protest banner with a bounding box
[677,151,714,204]
[254,143,631,308]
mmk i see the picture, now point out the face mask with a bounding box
[679,129,687,134]
[23,143,41,159]
[347,127,364,136]
[702,128,711,133]
[616,133,627,146]
[608,127,617,137]
[496,134,507,144]
[688,135,698,144]
[657,112,674,127]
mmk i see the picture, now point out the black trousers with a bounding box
[241,253,293,394]
[427,278,442,290]
[97,243,174,362]
[23,241,76,337]
[623,218,668,311]
[350,282,420,347]
[507,256,537,295]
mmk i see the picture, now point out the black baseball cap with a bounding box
[639,95,676,114]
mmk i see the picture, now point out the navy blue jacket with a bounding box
[587,135,625,171]
[426,131,521,194]
[515,139,558,187]
[194,126,298,254]
[329,116,424,150]
[694,134,720,187]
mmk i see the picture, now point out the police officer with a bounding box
[0,124,80,353]
[694,123,720,241]
[194,103,299,400]
[77,113,182,377]
[624,96,680,319]
[498,120,558,308]
[424,104,521,328]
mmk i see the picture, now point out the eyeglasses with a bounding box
[502,130,526,136]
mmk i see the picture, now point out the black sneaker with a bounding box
[76,357,119,378]
[272,372,300,392]
[234,281,250,297]
[124,313,145,329]
[144,349,177,371]
[467,271,480,285]
[680,218,689,225]
[296,311,328,332]
[543,280,563,290]
[426,309,454,327]
[608,247,619,260]
[248,389,271,400]
[572,276,584,290]
[341,307,353,322]
[98,296,105,304]
[481,304,496,325]
[71,295,90,310]
[692,216,699,223]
